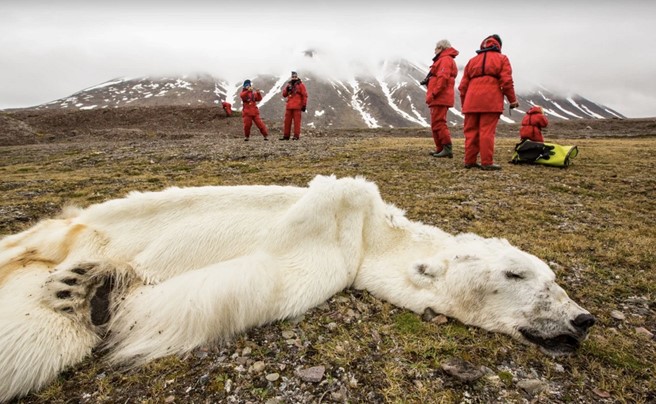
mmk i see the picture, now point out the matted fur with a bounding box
[0,175,593,401]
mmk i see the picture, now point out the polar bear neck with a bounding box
[354,219,457,316]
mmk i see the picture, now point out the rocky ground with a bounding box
[1,107,655,403]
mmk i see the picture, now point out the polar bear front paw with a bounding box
[44,262,122,328]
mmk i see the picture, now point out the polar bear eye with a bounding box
[504,271,525,280]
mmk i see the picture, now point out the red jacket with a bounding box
[520,106,549,139]
[282,79,308,110]
[426,47,459,107]
[240,89,262,117]
[458,37,517,113]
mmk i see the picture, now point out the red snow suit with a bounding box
[426,47,459,151]
[240,89,268,138]
[222,102,232,116]
[458,36,518,166]
[282,79,308,138]
[426,47,459,107]
[458,37,517,113]
[520,106,548,142]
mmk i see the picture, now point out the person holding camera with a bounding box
[424,39,459,158]
[280,71,308,140]
[458,34,519,170]
[240,80,269,141]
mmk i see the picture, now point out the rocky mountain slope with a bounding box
[15,60,624,129]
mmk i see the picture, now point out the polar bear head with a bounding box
[406,233,595,355]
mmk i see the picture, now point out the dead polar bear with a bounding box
[0,175,595,401]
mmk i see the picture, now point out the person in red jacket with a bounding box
[424,39,459,158]
[520,105,548,143]
[281,71,308,140]
[240,80,269,141]
[458,34,519,170]
[221,101,232,117]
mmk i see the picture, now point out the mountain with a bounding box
[25,61,625,129]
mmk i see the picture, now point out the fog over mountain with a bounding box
[1,1,654,118]
[28,54,623,129]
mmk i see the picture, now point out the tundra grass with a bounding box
[0,136,654,403]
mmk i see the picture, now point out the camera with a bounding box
[419,78,429,86]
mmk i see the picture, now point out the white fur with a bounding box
[0,175,592,401]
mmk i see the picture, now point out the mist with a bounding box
[1,1,654,117]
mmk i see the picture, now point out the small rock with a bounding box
[251,361,266,374]
[225,379,232,393]
[553,363,565,373]
[517,379,548,396]
[266,373,280,382]
[441,358,485,383]
[164,396,175,403]
[242,347,252,356]
[348,376,358,388]
[593,388,611,398]
[282,330,295,339]
[431,314,449,325]
[421,307,438,322]
[610,310,626,320]
[413,379,424,389]
[198,374,209,385]
[297,366,325,383]
[330,390,346,402]
[635,327,654,339]
[326,322,338,331]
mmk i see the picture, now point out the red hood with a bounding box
[527,106,543,115]
[439,47,459,59]
[479,37,502,51]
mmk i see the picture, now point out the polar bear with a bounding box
[0,175,594,402]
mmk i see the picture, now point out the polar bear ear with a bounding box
[408,261,447,288]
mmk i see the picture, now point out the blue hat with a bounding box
[243,80,252,88]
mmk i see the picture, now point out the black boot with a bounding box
[432,144,453,158]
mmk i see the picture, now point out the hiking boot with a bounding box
[244,137,249,141]
[263,136,269,141]
[279,136,290,140]
[292,136,300,140]
[464,163,481,169]
[432,144,453,158]
[481,164,502,171]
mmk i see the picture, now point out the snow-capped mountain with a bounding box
[30,61,624,128]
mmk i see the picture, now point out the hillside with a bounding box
[4,61,625,129]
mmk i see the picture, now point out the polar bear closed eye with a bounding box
[0,175,594,401]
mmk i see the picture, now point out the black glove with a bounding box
[286,85,292,93]
[301,105,306,112]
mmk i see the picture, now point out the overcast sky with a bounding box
[1,0,655,117]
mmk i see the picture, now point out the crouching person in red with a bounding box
[459,34,519,170]
[425,39,459,158]
[281,71,308,140]
[221,101,233,117]
[240,80,269,141]
[520,106,548,143]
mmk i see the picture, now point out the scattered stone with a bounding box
[164,395,175,403]
[348,376,358,388]
[326,322,338,331]
[282,330,295,339]
[266,373,280,382]
[440,358,485,383]
[251,361,266,374]
[635,327,654,339]
[517,379,548,396]
[610,310,626,320]
[297,366,325,383]
[198,373,209,385]
[431,314,449,325]
[554,363,565,373]
[224,379,232,393]
[593,388,611,398]
[242,347,252,356]
[421,307,438,322]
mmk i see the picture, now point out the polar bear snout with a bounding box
[571,313,596,334]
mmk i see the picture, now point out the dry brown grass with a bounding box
[1,132,654,403]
